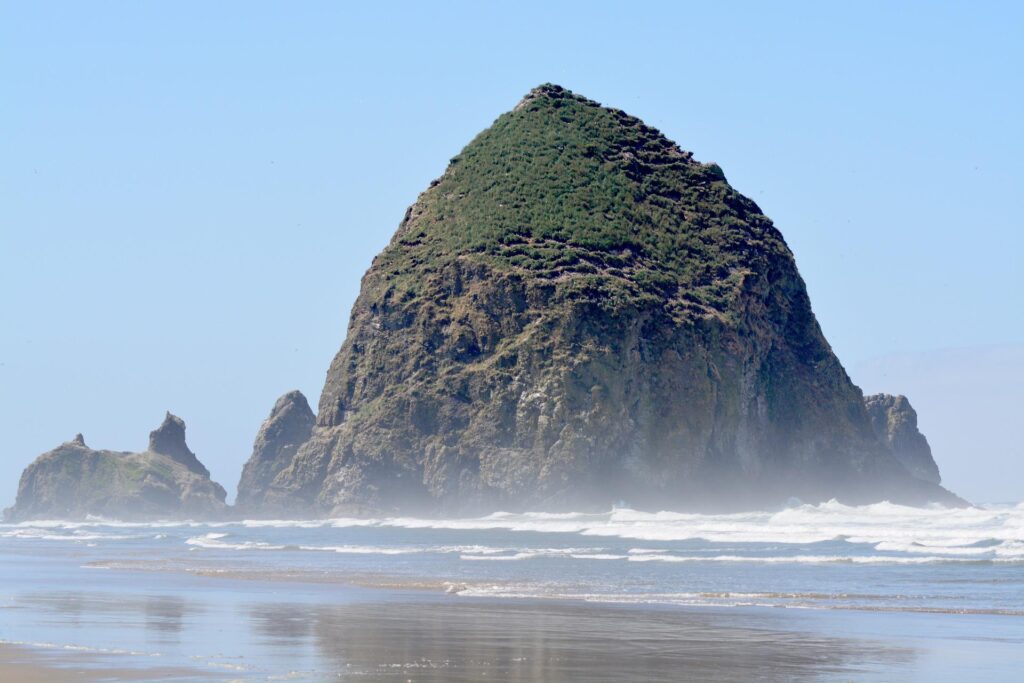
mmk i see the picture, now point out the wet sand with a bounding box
[3,539,1022,681]
[273,598,916,682]
[0,642,212,682]
[2,595,923,682]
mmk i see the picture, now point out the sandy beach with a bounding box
[2,509,1022,681]
[4,590,1023,682]
[0,644,83,683]
[0,597,910,682]
[0,642,212,682]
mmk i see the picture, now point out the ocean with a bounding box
[1,500,1023,681]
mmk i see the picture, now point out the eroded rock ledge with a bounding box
[4,413,227,522]
[864,393,941,485]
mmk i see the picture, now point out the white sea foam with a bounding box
[304,500,1024,559]
[458,547,615,561]
[0,527,144,542]
[243,519,338,529]
[623,553,1013,565]
[453,585,821,606]
[450,585,1024,614]
[182,534,614,559]
[5,501,1023,562]
[0,518,208,529]
[185,534,286,551]
[177,534,1020,564]
[296,501,1012,543]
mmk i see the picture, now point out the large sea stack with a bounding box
[5,413,227,521]
[242,84,962,515]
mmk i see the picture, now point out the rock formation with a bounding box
[5,414,227,521]
[864,393,941,485]
[238,83,964,515]
[235,390,315,512]
[149,412,210,477]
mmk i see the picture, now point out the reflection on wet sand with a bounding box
[249,603,314,642]
[9,589,918,682]
[143,596,186,636]
[250,600,914,682]
[18,592,196,638]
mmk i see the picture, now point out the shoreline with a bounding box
[82,557,1024,618]
[3,509,1023,681]
[2,589,1022,682]
[0,642,217,682]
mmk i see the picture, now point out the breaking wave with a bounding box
[4,500,1023,565]
[247,499,1024,559]
[4,500,1021,616]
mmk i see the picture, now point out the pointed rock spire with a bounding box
[236,390,315,511]
[148,412,209,477]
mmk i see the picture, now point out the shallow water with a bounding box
[1,501,1023,680]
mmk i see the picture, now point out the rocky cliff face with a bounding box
[5,414,227,521]
[241,84,963,515]
[864,393,941,485]
[235,391,315,512]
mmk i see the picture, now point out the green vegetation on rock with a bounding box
[5,417,227,521]
[377,84,784,324]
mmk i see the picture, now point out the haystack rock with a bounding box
[239,84,964,516]
[5,413,227,521]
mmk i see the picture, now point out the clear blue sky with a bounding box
[2,2,1021,505]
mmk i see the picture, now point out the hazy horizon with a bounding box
[2,2,1021,508]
